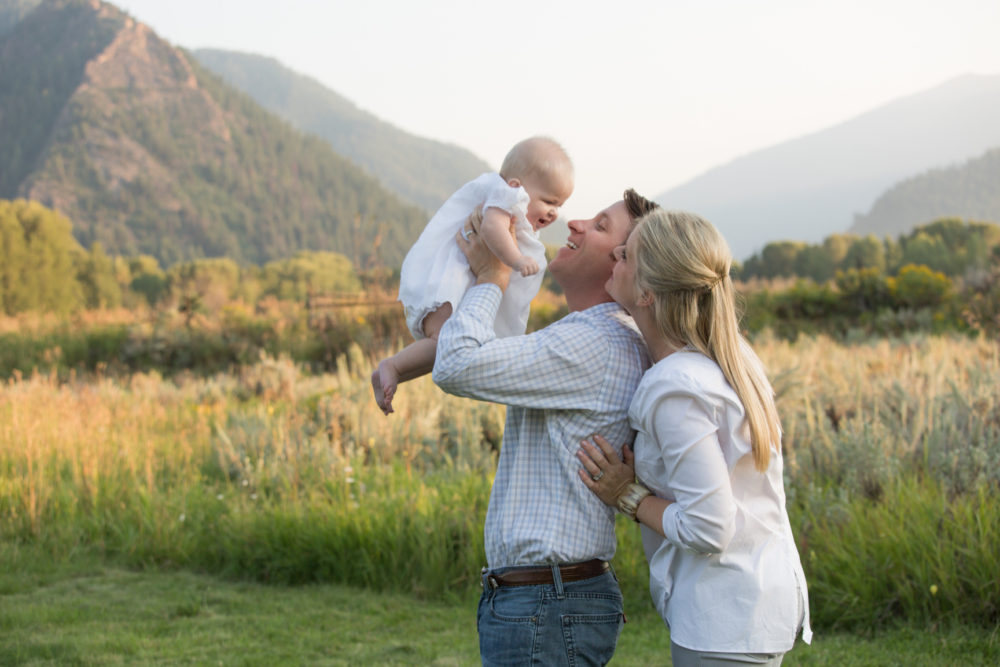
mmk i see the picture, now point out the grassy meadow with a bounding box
[1,313,999,662]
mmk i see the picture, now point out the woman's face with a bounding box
[605,228,642,313]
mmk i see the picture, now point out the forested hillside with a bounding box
[194,49,492,213]
[0,0,42,34]
[850,147,1000,239]
[0,0,426,268]
[0,0,121,197]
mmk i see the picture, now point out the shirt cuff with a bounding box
[459,282,503,319]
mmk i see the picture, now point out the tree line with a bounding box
[736,218,1000,339]
[738,218,1000,282]
[3,197,999,342]
[0,198,362,317]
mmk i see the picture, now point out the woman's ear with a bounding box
[638,291,654,307]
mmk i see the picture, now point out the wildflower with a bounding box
[930,584,939,595]
[242,479,249,486]
[346,477,355,484]
[250,493,258,500]
[179,513,186,522]
[217,494,224,500]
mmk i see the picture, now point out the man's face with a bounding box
[548,200,632,296]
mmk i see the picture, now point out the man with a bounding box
[433,190,658,666]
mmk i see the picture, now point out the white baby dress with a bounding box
[398,172,547,340]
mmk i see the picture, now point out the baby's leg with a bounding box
[371,303,452,415]
[418,302,452,341]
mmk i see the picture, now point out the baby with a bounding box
[372,136,574,414]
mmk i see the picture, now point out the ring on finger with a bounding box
[591,470,605,482]
[460,228,472,242]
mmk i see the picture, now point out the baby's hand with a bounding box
[513,256,540,277]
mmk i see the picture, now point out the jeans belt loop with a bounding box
[550,563,565,598]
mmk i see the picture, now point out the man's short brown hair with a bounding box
[623,189,659,222]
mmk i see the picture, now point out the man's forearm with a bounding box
[431,284,503,395]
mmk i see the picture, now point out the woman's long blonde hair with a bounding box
[633,209,780,472]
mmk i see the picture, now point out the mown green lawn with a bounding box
[1,553,997,666]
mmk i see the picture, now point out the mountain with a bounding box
[0,0,41,34]
[193,49,492,213]
[0,0,426,268]
[849,147,1000,238]
[655,73,1000,260]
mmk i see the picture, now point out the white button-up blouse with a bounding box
[631,347,813,653]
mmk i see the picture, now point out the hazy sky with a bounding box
[114,0,1000,222]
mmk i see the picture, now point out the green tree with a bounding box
[127,255,168,306]
[899,232,948,273]
[889,264,953,310]
[77,242,122,309]
[0,201,29,314]
[835,267,892,315]
[167,257,244,313]
[843,235,886,273]
[823,233,856,270]
[793,245,836,283]
[960,247,1000,337]
[0,199,81,314]
[260,251,361,300]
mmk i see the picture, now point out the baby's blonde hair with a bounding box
[634,209,781,472]
[499,136,573,185]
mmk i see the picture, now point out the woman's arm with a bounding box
[577,436,672,538]
[644,391,737,553]
[578,391,737,553]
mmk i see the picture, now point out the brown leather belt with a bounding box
[486,559,609,588]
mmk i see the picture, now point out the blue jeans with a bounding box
[477,564,624,666]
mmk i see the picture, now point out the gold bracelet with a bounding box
[617,482,651,522]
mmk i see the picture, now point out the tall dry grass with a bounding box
[1,334,997,627]
[761,334,1000,495]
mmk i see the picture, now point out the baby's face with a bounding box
[522,170,574,231]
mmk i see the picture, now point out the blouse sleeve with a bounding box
[642,385,737,554]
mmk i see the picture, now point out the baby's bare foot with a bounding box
[371,360,398,415]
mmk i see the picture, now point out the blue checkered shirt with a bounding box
[433,284,649,568]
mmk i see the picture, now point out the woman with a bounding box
[577,209,812,665]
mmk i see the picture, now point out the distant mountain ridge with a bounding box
[656,73,1000,260]
[850,147,1000,238]
[193,49,492,213]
